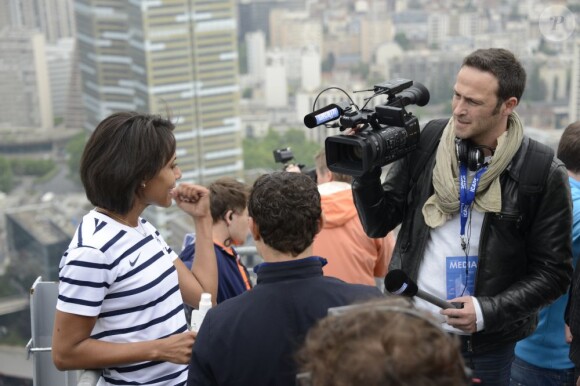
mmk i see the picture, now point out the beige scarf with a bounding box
[422,112,524,228]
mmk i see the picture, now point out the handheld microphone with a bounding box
[384,269,460,310]
[303,101,351,128]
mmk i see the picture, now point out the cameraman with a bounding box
[351,48,572,385]
[283,163,302,173]
[274,147,317,181]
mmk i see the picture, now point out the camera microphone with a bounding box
[304,101,351,128]
[385,269,460,309]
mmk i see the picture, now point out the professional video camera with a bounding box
[303,79,430,177]
[273,147,295,165]
[273,147,317,182]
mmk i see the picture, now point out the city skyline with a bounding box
[0,0,579,383]
[0,0,577,275]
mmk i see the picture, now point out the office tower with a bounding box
[4,0,36,29]
[46,38,75,120]
[301,45,320,92]
[74,0,243,185]
[40,0,76,43]
[0,27,53,129]
[2,1,80,129]
[360,15,395,63]
[427,12,450,47]
[0,1,10,28]
[246,30,266,85]
[6,205,72,282]
[264,49,288,108]
[237,0,306,44]
[4,0,75,43]
[269,8,323,51]
[64,43,86,129]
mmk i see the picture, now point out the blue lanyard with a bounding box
[459,163,487,246]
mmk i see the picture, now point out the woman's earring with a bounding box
[141,183,146,188]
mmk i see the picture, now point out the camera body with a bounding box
[273,147,295,164]
[272,147,317,182]
[305,79,429,177]
[326,105,421,177]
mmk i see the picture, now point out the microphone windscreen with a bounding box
[385,269,418,297]
[303,104,342,128]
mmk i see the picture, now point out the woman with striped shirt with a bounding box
[52,111,217,386]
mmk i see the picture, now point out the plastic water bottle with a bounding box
[190,293,212,333]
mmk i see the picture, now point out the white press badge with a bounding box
[446,255,477,298]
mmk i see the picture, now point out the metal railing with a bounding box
[27,247,381,386]
[25,247,261,386]
[27,277,79,386]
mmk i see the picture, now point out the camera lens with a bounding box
[347,146,363,162]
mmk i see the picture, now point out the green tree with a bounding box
[429,75,454,106]
[242,88,253,98]
[66,131,87,184]
[243,128,321,170]
[321,52,335,73]
[11,159,56,176]
[527,65,547,102]
[537,37,558,56]
[351,62,370,78]
[394,33,411,51]
[0,156,13,193]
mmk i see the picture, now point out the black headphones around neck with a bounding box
[455,138,494,172]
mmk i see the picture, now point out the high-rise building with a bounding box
[40,0,76,43]
[246,30,266,85]
[0,27,53,129]
[1,1,81,129]
[300,45,320,92]
[6,205,73,282]
[269,8,323,52]
[3,0,76,43]
[237,0,306,44]
[0,1,11,29]
[360,14,395,63]
[64,42,86,129]
[46,37,76,120]
[74,0,243,247]
[4,0,36,30]
[427,12,450,47]
[264,49,288,108]
[74,0,243,185]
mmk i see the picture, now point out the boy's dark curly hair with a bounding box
[249,172,321,256]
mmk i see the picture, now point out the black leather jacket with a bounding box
[353,135,573,353]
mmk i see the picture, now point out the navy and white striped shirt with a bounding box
[57,210,188,386]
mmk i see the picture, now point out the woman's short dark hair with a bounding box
[557,121,580,174]
[248,172,321,256]
[209,177,251,223]
[80,111,176,214]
